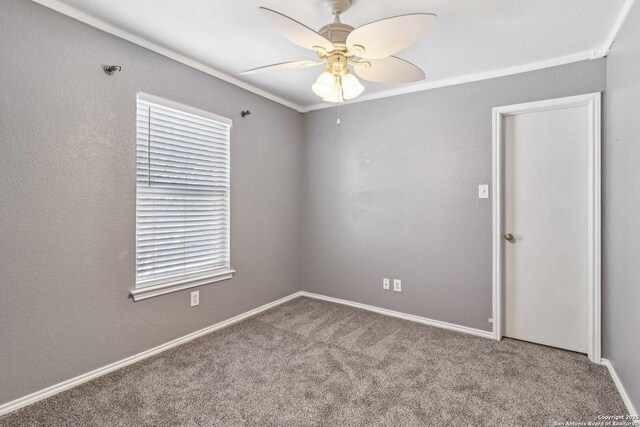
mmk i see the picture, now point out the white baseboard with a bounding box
[601,358,639,422]
[299,291,495,340]
[0,290,495,418]
[303,293,636,419]
[4,290,631,421]
[0,291,303,417]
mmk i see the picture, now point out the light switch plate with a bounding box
[383,278,390,290]
[393,279,401,292]
[478,184,489,199]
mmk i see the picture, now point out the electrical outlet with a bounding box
[488,318,493,323]
[190,290,199,307]
[383,278,390,290]
[393,279,401,292]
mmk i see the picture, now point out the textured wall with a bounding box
[603,1,640,412]
[0,0,303,405]
[301,59,606,332]
[0,0,628,412]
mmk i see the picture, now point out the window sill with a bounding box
[129,269,235,301]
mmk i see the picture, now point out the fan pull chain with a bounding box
[337,105,341,126]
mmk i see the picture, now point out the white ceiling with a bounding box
[39,0,629,111]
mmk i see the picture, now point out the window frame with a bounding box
[130,93,234,301]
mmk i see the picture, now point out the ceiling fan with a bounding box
[241,0,437,103]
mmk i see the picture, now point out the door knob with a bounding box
[504,233,514,241]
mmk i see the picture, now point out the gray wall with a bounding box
[2,0,633,412]
[301,60,606,332]
[603,1,640,412]
[0,0,303,405]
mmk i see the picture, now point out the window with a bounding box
[130,93,233,301]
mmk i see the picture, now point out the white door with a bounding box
[503,103,589,353]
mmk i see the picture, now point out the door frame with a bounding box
[491,93,601,363]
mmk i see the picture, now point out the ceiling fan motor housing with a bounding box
[319,22,354,52]
[321,0,353,52]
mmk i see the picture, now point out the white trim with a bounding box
[130,269,236,301]
[0,290,493,416]
[2,290,627,419]
[30,0,305,112]
[138,92,233,127]
[302,51,602,112]
[31,0,627,113]
[491,93,602,363]
[300,292,494,339]
[601,0,637,56]
[601,359,640,423]
[491,105,503,343]
[588,93,602,364]
[0,291,304,417]
[133,93,233,301]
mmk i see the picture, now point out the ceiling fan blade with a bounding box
[353,56,425,83]
[259,7,334,53]
[347,14,437,59]
[241,60,324,75]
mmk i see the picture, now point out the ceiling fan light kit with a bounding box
[340,71,365,99]
[241,0,437,105]
[312,69,335,98]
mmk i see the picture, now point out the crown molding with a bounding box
[32,0,634,114]
[31,0,307,112]
[601,0,637,55]
[302,50,602,112]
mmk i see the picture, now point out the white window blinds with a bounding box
[135,94,232,289]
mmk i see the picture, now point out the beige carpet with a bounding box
[0,297,626,426]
